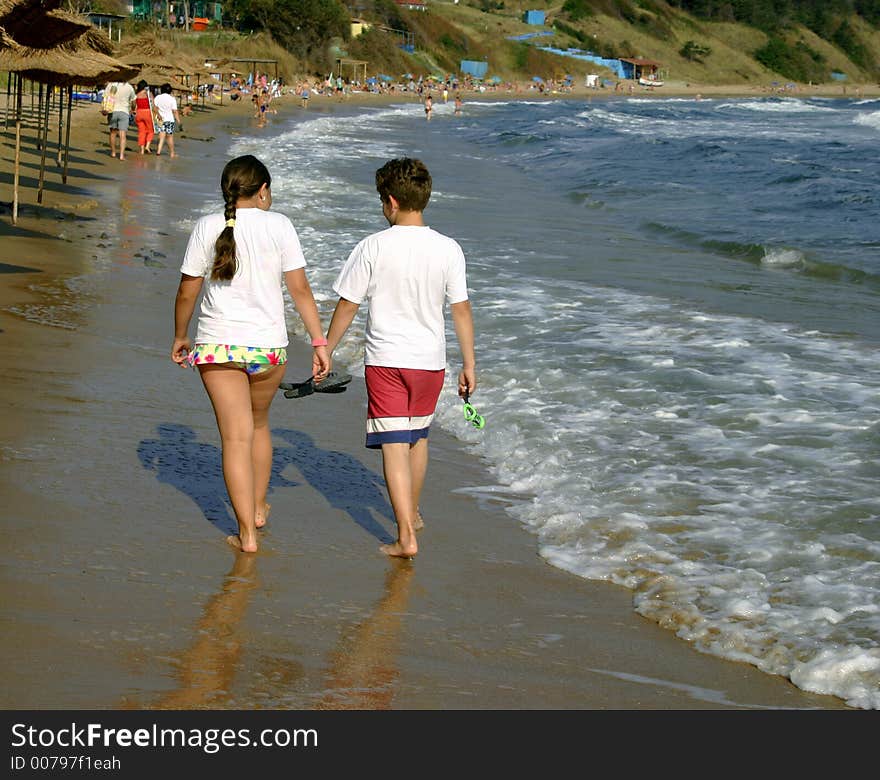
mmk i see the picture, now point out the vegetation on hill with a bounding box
[84,0,880,85]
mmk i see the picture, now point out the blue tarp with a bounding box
[460,60,489,79]
[522,10,545,25]
[506,31,554,41]
[537,47,626,78]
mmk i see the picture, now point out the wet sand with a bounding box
[0,90,849,709]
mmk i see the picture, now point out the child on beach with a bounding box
[325,158,477,559]
[171,154,330,553]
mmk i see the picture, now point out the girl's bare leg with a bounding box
[199,365,260,552]
[248,365,285,527]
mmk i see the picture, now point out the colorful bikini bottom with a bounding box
[188,343,287,375]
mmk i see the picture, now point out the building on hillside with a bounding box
[128,2,224,26]
[618,57,661,81]
[395,0,428,10]
[351,18,372,38]
[87,12,126,40]
[522,10,545,25]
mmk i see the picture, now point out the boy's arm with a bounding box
[450,299,476,398]
[326,297,360,355]
[284,268,330,379]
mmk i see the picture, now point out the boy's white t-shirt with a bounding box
[153,92,178,122]
[180,209,306,348]
[332,225,469,370]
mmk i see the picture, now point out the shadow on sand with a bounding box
[137,423,393,543]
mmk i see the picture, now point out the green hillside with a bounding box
[126,0,880,86]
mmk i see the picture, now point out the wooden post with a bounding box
[57,84,64,167]
[12,118,21,224]
[62,86,72,184]
[4,72,10,131]
[37,82,51,204]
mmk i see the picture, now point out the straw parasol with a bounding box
[1,12,137,220]
[0,0,91,48]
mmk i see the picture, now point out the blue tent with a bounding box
[378,74,393,82]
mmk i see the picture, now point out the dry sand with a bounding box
[0,85,851,709]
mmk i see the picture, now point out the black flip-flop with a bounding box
[280,371,352,399]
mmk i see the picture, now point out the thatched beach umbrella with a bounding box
[1,16,137,221]
[0,0,91,48]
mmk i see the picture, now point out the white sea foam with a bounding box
[236,103,880,709]
[854,111,880,132]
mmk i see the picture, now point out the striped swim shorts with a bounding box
[364,366,445,449]
[188,343,287,375]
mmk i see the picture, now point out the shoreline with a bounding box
[0,88,852,709]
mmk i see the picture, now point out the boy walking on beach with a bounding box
[326,158,477,559]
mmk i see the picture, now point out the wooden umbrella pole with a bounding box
[4,72,10,131]
[62,86,72,184]
[37,82,51,204]
[12,119,21,224]
[57,85,64,167]
[36,82,43,149]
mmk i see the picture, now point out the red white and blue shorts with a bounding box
[364,366,445,449]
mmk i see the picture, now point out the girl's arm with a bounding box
[284,268,330,380]
[172,273,203,366]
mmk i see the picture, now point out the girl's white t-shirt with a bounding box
[180,209,306,348]
[332,225,469,370]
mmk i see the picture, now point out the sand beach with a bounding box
[0,84,854,710]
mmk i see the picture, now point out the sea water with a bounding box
[218,94,880,709]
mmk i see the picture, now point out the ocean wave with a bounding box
[854,111,880,132]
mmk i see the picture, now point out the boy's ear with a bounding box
[387,195,400,211]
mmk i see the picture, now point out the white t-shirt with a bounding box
[333,225,469,370]
[180,209,306,347]
[154,92,178,122]
[110,82,135,113]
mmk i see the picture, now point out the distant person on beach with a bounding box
[424,93,433,120]
[134,80,155,155]
[325,158,477,559]
[172,154,329,553]
[154,83,181,158]
[105,79,136,160]
[454,93,463,115]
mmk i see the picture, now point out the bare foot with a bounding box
[226,533,258,553]
[380,541,417,559]
[255,502,271,529]
[414,511,425,531]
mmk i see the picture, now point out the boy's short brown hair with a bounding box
[375,158,432,212]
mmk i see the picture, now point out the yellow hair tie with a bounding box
[225,219,236,227]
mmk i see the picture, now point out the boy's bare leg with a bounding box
[249,365,285,528]
[199,365,259,552]
[410,438,429,530]
[379,442,419,558]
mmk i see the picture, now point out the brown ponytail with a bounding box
[211,154,272,281]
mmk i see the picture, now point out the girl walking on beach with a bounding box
[134,80,155,154]
[171,155,330,553]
